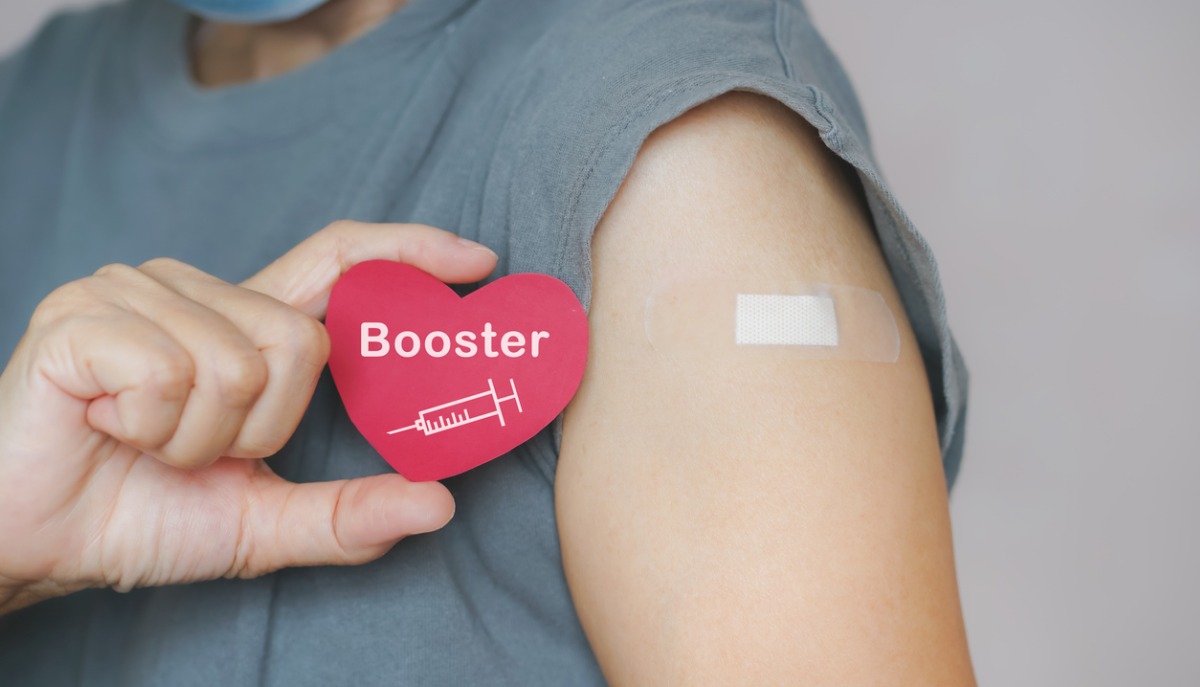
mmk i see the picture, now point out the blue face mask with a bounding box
[169,0,331,24]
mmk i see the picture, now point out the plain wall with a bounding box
[2,1,1198,685]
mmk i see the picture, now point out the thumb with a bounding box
[241,220,498,319]
[242,472,456,574]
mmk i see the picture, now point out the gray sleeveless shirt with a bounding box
[0,0,969,684]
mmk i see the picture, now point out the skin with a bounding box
[0,221,497,613]
[187,0,411,87]
[557,91,978,684]
[4,1,977,682]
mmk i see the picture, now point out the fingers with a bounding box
[30,309,193,450]
[241,220,498,319]
[238,472,455,575]
[137,259,329,459]
[86,264,268,468]
[23,220,491,470]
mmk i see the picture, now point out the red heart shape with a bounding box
[325,261,589,481]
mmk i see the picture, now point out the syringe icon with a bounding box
[387,378,523,437]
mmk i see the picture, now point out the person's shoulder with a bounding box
[521,0,791,96]
[456,0,795,96]
[1,0,128,68]
[491,0,849,291]
[0,0,131,108]
[481,0,865,175]
[479,0,968,488]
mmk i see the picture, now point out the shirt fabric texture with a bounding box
[0,0,970,684]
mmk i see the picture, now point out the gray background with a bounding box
[2,1,1197,684]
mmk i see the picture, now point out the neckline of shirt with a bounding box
[130,0,478,152]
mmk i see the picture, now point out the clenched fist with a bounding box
[0,220,498,615]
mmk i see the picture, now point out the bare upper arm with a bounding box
[556,91,975,685]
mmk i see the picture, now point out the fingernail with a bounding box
[456,235,497,257]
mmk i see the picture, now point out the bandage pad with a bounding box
[644,278,900,363]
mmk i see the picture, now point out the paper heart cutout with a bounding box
[325,261,589,481]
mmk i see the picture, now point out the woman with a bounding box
[0,0,975,683]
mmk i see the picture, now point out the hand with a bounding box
[0,220,498,615]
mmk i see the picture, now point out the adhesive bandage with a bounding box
[644,278,900,363]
